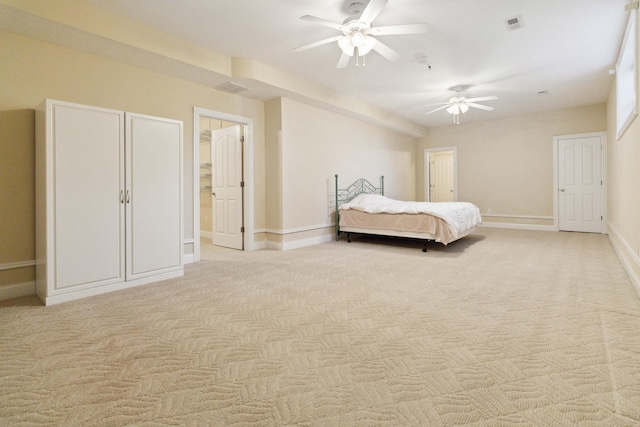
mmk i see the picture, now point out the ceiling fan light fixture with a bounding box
[351,31,366,47]
[338,36,355,56]
[446,102,469,116]
[446,104,460,115]
[338,32,376,57]
[359,35,377,55]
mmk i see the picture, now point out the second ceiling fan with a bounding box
[425,86,498,124]
[295,0,428,68]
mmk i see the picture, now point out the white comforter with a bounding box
[339,194,482,240]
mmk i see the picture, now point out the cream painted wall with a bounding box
[265,98,284,234]
[606,14,640,292]
[0,29,266,294]
[417,104,607,225]
[0,110,34,287]
[270,97,416,245]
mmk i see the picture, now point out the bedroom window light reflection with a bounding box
[616,10,637,139]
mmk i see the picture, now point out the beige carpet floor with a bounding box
[1,228,640,426]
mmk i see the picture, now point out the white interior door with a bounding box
[428,150,455,202]
[558,135,603,233]
[212,125,243,249]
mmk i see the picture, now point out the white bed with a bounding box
[335,175,482,252]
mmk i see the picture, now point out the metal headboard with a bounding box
[334,174,384,241]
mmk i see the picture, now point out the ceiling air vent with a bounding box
[215,81,249,94]
[505,15,524,31]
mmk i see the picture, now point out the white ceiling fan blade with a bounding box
[466,103,495,111]
[295,35,342,52]
[300,15,344,31]
[424,105,451,115]
[336,53,351,68]
[465,95,497,103]
[424,101,450,107]
[359,0,388,25]
[372,40,401,62]
[370,23,429,36]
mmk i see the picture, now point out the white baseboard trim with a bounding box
[200,231,212,239]
[282,234,333,251]
[266,241,282,251]
[40,269,184,306]
[264,224,331,235]
[262,225,333,251]
[183,253,195,264]
[607,224,640,297]
[252,240,268,250]
[0,281,35,301]
[481,214,553,220]
[479,222,556,232]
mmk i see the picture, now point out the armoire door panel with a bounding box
[126,114,183,279]
[51,104,125,289]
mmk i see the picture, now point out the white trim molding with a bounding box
[0,261,38,300]
[0,281,36,301]
[479,222,556,232]
[264,224,334,251]
[193,107,255,263]
[423,147,458,202]
[264,223,332,235]
[608,223,640,297]
[0,260,36,271]
[552,132,608,234]
[480,214,555,231]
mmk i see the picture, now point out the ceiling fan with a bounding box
[295,0,428,68]
[425,87,498,124]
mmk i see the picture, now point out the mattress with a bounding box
[339,209,454,244]
[338,194,482,244]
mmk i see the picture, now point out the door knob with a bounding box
[559,189,565,192]
[212,192,216,197]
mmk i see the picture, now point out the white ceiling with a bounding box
[84,0,629,128]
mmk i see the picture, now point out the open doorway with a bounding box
[193,107,255,262]
[199,120,244,250]
[424,147,457,202]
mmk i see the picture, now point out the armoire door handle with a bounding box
[126,190,131,203]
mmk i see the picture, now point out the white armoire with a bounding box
[35,99,183,305]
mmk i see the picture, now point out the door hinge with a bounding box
[241,226,245,233]
[240,136,245,143]
[240,181,244,188]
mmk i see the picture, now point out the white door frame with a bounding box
[552,132,607,233]
[424,147,457,202]
[193,107,255,262]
